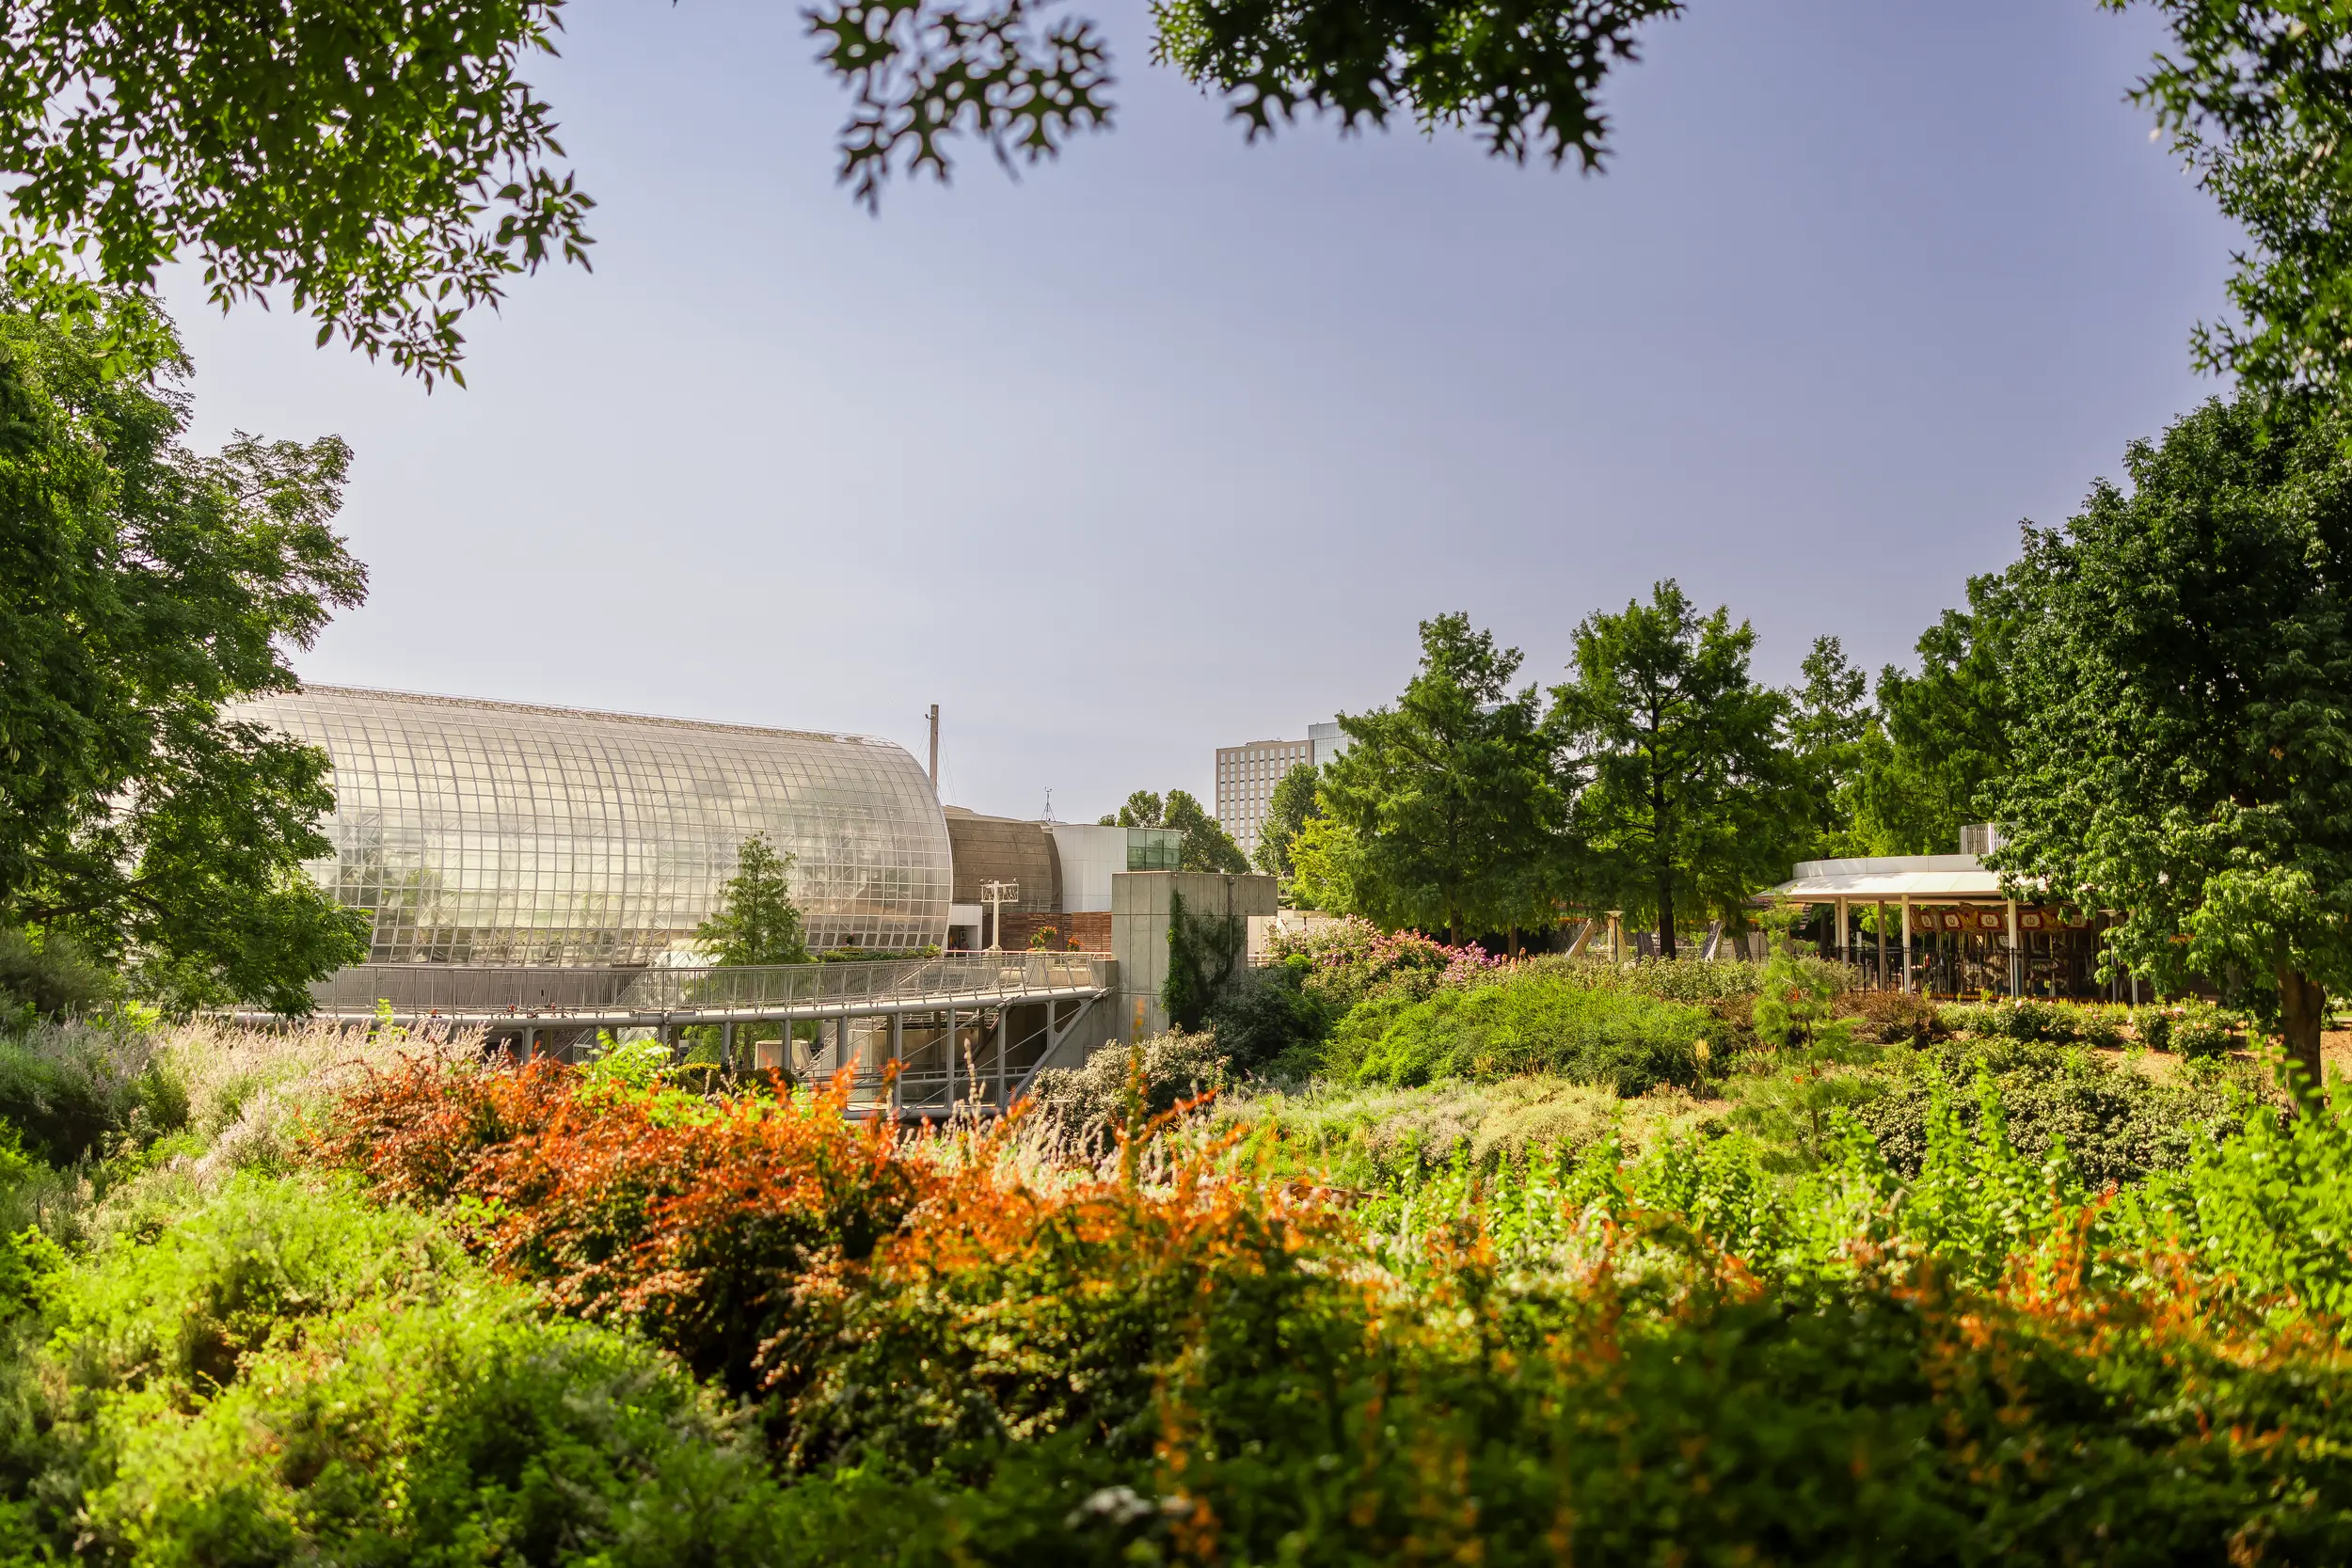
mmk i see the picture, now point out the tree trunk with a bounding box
[1657,867,1677,959]
[2279,966,2327,1099]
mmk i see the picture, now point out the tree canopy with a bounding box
[1102,788,1248,873]
[1552,581,1792,956]
[1322,613,1565,942]
[1845,572,2026,857]
[693,834,810,967]
[1994,391,2352,1086]
[0,300,369,1011]
[1251,761,1323,879]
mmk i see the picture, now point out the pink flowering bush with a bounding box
[1266,916,1506,1011]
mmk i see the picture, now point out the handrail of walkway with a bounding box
[263,954,1114,1023]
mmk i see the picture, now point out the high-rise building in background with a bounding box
[1309,720,1350,769]
[1215,736,1310,855]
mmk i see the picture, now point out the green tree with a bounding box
[0,301,369,1012]
[1322,613,1566,942]
[1552,581,1791,957]
[1164,789,1250,874]
[2124,1,2352,402]
[1251,762,1323,878]
[1787,636,1870,856]
[1102,788,1249,872]
[1106,791,1164,828]
[693,835,809,967]
[0,0,596,385]
[1847,573,2026,856]
[1994,392,2352,1090]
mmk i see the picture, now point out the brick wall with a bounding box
[993,911,1111,953]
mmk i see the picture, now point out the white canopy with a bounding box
[1763,853,2013,902]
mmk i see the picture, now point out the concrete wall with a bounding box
[1051,824,1129,912]
[1111,871,1279,1040]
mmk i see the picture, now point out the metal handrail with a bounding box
[304,955,1113,1018]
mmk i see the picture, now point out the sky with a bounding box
[166,0,2237,823]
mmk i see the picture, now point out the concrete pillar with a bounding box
[889,1012,903,1117]
[1899,895,1913,994]
[721,1021,736,1078]
[945,1006,957,1112]
[1875,900,1887,990]
[2005,898,2019,999]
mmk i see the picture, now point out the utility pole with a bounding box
[927,704,940,794]
[980,879,1019,952]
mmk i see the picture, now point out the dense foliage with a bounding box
[1321,614,1566,940]
[3,990,2348,1562]
[0,302,368,1013]
[1995,392,2352,1085]
[1555,579,1794,952]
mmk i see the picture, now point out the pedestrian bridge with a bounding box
[226,954,1120,1119]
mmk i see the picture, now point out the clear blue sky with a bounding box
[167,0,2234,822]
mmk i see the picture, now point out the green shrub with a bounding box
[7,1177,787,1566]
[1214,1075,1706,1182]
[1026,1032,1228,1146]
[2170,998,2240,1058]
[0,929,117,1021]
[1329,971,1709,1094]
[0,1020,184,1169]
[1850,1038,2251,1188]
[1203,958,1333,1073]
[1839,988,1942,1044]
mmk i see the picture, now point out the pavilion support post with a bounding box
[1875,900,1887,990]
[2005,898,2019,1000]
[1837,896,1849,974]
[1900,895,1913,994]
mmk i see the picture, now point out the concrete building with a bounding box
[1111,871,1280,1039]
[1309,719,1351,769]
[1215,736,1311,855]
[942,808,1060,950]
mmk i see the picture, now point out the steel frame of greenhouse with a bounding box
[231,686,954,963]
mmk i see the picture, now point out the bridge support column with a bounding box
[721,1021,736,1078]
[889,1013,902,1117]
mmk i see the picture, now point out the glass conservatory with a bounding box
[231,686,952,964]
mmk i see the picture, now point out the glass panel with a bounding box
[230,687,953,964]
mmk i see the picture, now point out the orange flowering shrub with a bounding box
[310,1057,2352,1564]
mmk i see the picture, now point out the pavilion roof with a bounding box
[1762,853,2014,902]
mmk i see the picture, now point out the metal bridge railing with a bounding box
[304,954,1113,1019]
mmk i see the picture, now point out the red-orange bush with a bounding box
[314,1060,937,1398]
[312,1059,1346,1473]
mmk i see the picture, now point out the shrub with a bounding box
[1839,988,1942,1044]
[0,928,117,1021]
[2128,998,2241,1057]
[1201,958,1332,1073]
[1026,1032,1228,1146]
[0,1018,184,1169]
[1849,1038,2252,1188]
[2170,997,2240,1058]
[1328,971,1709,1095]
[1211,1075,1701,1181]
[1265,915,1499,1010]
[8,1177,787,1566]
[293,1042,2352,1564]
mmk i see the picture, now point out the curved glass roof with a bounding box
[231,686,950,964]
